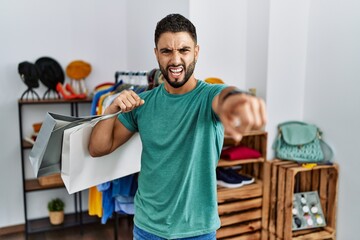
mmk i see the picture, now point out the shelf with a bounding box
[218,198,263,216]
[217,179,263,203]
[292,226,335,239]
[218,157,264,167]
[18,98,92,105]
[22,140,33,149]
[18,98,95,239]
[216,130,267,239]
[264,226,336,240]
[216,219,261,239]
[25,179,64,192]
[27,211,99,234]
[220,209,262,227]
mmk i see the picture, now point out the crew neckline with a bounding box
[161,80,201,98]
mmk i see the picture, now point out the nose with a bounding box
[170,51,181,65]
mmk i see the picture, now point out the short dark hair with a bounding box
[154,14,197,47]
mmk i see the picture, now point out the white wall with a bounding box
[126,0,190,70]
[266,0,310,157]
[266,0,360,238]
[304,0,360,238]
[190,0,247,88]
[245,0,270,99]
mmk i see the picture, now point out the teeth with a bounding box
[169,67,183,73]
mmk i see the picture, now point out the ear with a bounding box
[154,47,159,62]
[194,45,200,62]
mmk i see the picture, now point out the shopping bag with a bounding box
[61,120,141,194]
[29,112,98,177]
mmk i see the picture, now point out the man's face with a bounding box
[155,32,199,88]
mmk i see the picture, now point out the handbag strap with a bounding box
[278,121,323,138]
[320,139,334,162]
[278,121,308,128]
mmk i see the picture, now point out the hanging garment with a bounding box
[88,186,103,217]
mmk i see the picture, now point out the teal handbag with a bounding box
[273,121,333,163]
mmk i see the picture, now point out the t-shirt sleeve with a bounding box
[207,84,228,121]
[118,112,138,132]
[208,84,228,101]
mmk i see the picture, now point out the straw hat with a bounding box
[66,60,91,80]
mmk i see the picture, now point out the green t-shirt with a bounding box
[118,80,227,238]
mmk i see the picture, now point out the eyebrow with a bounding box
[159,46,192,52]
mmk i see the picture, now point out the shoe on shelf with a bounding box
[216,168,244,188]
[65,83,87,99]
[225,168,255,185]
[227,165,242,170]
[56,82,77,99]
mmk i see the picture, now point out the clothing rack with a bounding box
[112,71,147,240]
[88,70,152,240]
[115,69,162,91]
[115,71,148,86]
[91,69,163,240]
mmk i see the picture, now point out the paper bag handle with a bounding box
[89,110,122,127]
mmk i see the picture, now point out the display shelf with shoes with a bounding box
[216,131,268,239]
[216,167,255,188]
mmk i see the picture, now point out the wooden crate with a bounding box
[217,180,264,239]
[217,132,267,239]
[222,131,267,181]
[262,159,339,240]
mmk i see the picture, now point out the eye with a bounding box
[179,48,190,54]
[160,49,172,54]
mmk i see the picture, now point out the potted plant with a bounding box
[47,198,65,225]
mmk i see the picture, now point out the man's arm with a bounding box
[212,86,267,144]
[88,89,144,157]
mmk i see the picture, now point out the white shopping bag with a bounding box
[61,120,141,194]
[29,112,96,177]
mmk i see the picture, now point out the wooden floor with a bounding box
[1,217,133,240]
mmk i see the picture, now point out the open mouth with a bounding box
[168,66,184,78]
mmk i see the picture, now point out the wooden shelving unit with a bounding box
[216,131,267,239]
[26,212,98,234]
[17,98,96,239]
[25,178,64,192]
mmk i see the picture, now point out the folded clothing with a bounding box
[221,145,261,160]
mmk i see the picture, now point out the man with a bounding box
[89,14,266,240]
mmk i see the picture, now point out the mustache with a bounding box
[167,64,185,69]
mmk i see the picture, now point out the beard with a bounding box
[159,59,196,89]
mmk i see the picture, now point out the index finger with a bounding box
[221,114,243,144]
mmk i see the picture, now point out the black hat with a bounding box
[18,61,40,88]
[35,57,65,90]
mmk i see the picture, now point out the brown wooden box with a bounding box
[217,132,267,239]
[38,173,63,187]
[261,159,339,240]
